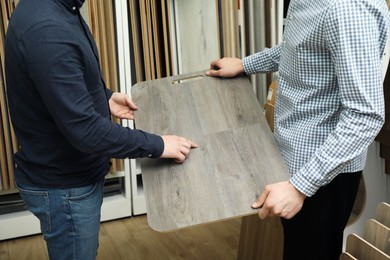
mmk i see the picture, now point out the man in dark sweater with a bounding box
[5,0,197,259]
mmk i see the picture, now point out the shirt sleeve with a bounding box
[21,21,164,159]
[290,0,388,196]
[242,43,283,74]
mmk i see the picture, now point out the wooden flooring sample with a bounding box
[346,233,390,260]
[132,71,289,232]
[364,219,390,255]
[377,202,390,229]
[339,252,358,260]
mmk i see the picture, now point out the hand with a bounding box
[161,135,198,163]
[206,57,245,78]
[251,181,306,220]
[108,92,138,120]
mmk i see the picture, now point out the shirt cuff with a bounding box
[105,88,114,100]
[139,131,164,158]
[242,55,259,75]
[150,134,164,158]
[289,170,321,197]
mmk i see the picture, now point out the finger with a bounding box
[127,98,138,110]
[127,113,135,120]
[117,111,132,120]
[251,189,269,209]
[189,140,198,148]
[182,139,198,149]
[121,114,133,120]
[174,153,186,164]
[258,207,269,220]
[209,60,219,69]
[180,146,190,158]
[205,69,221,77]
[180,139,191,149]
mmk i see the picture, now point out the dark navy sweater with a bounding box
[5,0,164,188]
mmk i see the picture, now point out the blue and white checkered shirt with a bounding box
[243,0,390,196]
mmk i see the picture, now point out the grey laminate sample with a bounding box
[132,70,289,232]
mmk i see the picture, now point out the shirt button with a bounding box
[72,6,76,10]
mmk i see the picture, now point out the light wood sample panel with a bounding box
[364,219,390,255]
[132,71,289,232]
[339,252,358,260]
[173,1,220,74]
[346,233,390,260]
[377,202,390,228]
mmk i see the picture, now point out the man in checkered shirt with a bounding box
[207,0,390,259]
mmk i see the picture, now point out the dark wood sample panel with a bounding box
[376,62,390,175]
[132,71,289,232]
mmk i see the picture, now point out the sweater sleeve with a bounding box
[21,21,164,159]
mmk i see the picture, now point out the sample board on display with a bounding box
[132,70,289,232]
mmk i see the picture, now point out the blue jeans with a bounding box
[17,178,105,260]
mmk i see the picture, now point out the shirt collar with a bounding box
[57,0,84,12]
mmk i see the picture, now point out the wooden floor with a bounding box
[0,215,242,260]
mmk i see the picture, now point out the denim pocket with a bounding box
[65,179,104,218]
[16,184,51,233]
[66,181,99,201]
[65,180,104,237]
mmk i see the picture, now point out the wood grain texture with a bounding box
[237,215,283,260]
[173,0,219,74]
[339,252,358,260]
[364,219,390,255]
[0,234,48,260]
[145,0,155,79]
[129,0,145,82]
[132,71,289,232]
[0,215,241,260]
[139,0,151,80]
[377,202,390,228]
[161,0,171,76]
[346,233,390,260]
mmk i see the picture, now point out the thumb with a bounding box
[206,69,221,77]
[251,189,269,209]
[127,98,138,110]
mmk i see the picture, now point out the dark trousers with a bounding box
[281,171,362,260]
